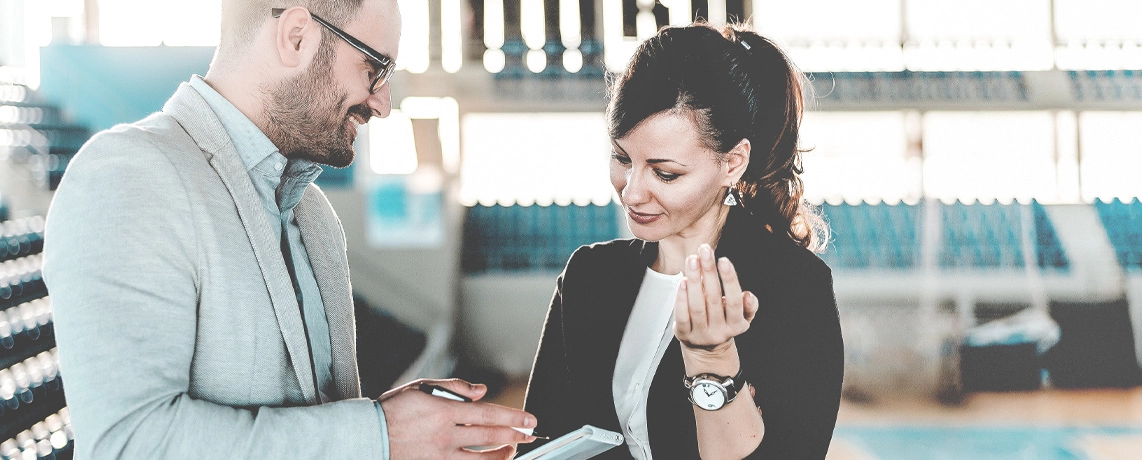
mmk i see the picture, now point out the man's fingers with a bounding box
[698,245,725,325]
[451,425,533,451]
[685,255,708,330]
[460,443,517,460]
[451,401,537,431]
[719,257,745,326]
[425,378,489,401]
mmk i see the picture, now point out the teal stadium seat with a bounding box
[462,203,622,274]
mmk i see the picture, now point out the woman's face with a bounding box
[610,111,749,243]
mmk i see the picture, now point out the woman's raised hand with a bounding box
[673,244,759,353]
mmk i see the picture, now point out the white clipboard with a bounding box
[515,425,625,460]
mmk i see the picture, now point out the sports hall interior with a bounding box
[3,0,1142,458]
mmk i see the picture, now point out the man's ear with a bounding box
[725,138,752,185]
[273,7,322,69]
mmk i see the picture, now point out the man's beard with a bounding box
[262,55,374,168]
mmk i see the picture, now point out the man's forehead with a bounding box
[345,0,402,59]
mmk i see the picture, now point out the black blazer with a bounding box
[519,206,844,459]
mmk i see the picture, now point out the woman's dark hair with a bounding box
[607,23,827,252]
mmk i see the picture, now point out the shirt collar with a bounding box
[188,75,281,173]
[189,75,323,214]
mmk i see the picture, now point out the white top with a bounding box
[612,268,684,459]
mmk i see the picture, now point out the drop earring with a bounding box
[724,186,739,206]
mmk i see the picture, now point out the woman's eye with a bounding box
[655,170,680,182]
[611,152,632,165]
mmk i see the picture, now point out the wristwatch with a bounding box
[683,369,745,411]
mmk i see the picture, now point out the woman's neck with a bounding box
[651,205,731,274]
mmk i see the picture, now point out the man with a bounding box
[41,0,535,458]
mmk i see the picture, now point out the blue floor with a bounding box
[833,426,1142,459]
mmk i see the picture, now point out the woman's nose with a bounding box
[621,169,648,205]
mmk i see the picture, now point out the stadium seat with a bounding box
[462,203,622,274]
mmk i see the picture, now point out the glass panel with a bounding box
[922,111,1056,202]
[752,0,902,71]
[799,111,916,204]
[904,0,1052,71]
[460,112,613,206]
[1079,112,1142,201]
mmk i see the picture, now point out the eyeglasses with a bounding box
[271,8,396,94]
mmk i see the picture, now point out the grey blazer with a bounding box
[42,83,384,459]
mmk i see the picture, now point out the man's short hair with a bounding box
[221,0,366,51]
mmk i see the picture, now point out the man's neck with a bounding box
[202,69,272,138]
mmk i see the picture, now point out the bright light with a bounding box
[484,0,505,49]
[99,0,163,46]
[483,49,506,73]
[923,112,1057,203]
[707,0,727,27]
[754,0,900,44]
[603,0,626,71]
[563,49,583,73]
[399,97,461,174]
[436,98,461,175]
[369,110,418,175]
[1055,111,1080,203]
[662,0,692,26]
[526,49,547,73]
[636,11,657,41]
[397,0,430,73]
[521,0,546,50]
[800,112,917,204]
[559,0,582,49]
[460,113,614,206]
[1079,112,1142,202]
[441,0,463,73]
[97,0,221,46]
[1055,0,1142,44]
[160,1,221,46]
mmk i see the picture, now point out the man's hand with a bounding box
[380,378,537,459]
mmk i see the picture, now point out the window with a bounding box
[753,0,903,71]
[799,112,917,204]
[99,0,221,46]
[459,112,613,206]
[922,112,1057,203]
[1079,112,1142,201]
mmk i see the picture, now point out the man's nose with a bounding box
[367,84,392,119]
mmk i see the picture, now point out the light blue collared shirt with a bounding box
[189,76,389,458]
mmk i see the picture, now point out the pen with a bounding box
[418,383,549,439]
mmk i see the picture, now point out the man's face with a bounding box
[263,0,401,167]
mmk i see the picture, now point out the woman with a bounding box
[519,23,844,459]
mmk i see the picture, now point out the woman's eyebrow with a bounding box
[612,141,689,167]
[647,158,688,166]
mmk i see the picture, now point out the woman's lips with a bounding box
[627,208,663,224]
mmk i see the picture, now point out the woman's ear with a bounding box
[725,138,751,185]
[273,7,322,69]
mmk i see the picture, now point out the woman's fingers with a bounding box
[743,291,759,323]
[684,255,708,331]
[673,280,692,335]
[698,245,726,326]
[719,257,745,327]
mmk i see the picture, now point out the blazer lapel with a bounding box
[295,187,361,399]
[162,83,318,403]
[577,240,657,430]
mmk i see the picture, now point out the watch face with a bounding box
[691,381,727,410]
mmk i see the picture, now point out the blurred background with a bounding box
[3,0,1142,458]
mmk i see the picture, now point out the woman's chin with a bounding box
[628,221,669,242]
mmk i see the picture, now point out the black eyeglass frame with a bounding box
[271,7,396,93]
